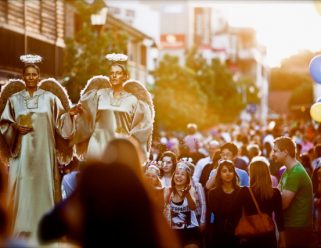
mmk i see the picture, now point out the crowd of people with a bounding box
[145,119,321,248]
[0,53,321,248]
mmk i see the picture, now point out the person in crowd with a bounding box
[312,143,321,170]
[199,150,221,189]
[164,161,201,248]
[183,123,201,154]
[102,137,146,178]
[299,153,313,178]
[0,55,73,240]
[193,140,220,184]
[0,159,28,248]
[38,161,180,248]
[239,144,250,167]
[206,142,249,190]
[238,156,285,248]
[0,159,9,246]
[183,159,206,233]
[263,140,273,158]
[38,137,180,247]
[273,136,313,248]
[69,53,154,162]
[144,164,164,209]
[247,144,261,163]
[207,160,241,248]
[61,157,81,200]
[159,151,177,188]
[178,140,191,161]
[312,166,321,247]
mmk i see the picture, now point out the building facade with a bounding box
[0,0,153,89]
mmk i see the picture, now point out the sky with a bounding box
[212,1,321,67]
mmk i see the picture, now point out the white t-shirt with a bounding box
[170,198,199,229]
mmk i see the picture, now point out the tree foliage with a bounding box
[63,0,128,103]
[152,48,246,131]
[270,69,312,91]
[152,55,209,130]
[269,50,317,118]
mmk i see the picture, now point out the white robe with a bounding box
[0,89,73,236]
[72,88,153,161]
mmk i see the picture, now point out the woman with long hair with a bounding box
[207,160,241,248]
[160,151,177,188]
[144,164,164,209]
[164,161,201,248]
[238,156,285,248]
[39,138,180,248]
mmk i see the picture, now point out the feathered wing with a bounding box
[39,78,73,165]
[0,79,25,116]
[73,75,111,160]
[123,79,154,109]
[123,79,155,158]
[39,78,72,111]
[80,75,111,97]
[0,79,26,165]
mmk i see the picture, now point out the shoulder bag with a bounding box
[235,187,275,237]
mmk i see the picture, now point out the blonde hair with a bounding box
[249,156,274,199]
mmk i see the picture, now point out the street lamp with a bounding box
[90,7,108,35]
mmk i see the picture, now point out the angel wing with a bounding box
[80,75,111,97]
[0,79,25,117]
[39,78,72,111]
[123,79,155,157]
[0,79,25,165]
[123,79,154,111]
[38,78,73,165]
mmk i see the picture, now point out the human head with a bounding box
[207,140,220,158]
[187,123,197,135]
[75,162,161,247]
[214,160,239,189]
[109,64,128,87]
[299,153,313,176]
[22,64,40,89]
[247,144,261,160]
[160,151,177,175]
[179,158,195,176]
[273,136,296,163]
[220,142,238,160]
[171,162,192,191]
[145,165,162,188]
[103,137,144,177]
[20,54,42,89]
[249,156,272,189]
[106,53,129,87]
[22,63,40,75]
[314,143,321,158]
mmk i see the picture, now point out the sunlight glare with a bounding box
[215,1,321,67]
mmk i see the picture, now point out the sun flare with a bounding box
[215,1,321,67]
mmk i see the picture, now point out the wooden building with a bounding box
[0,0,65,80]
[0,0,153,88]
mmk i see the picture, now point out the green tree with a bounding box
[153,48,246,131]
[63,0,128,103]
[185,47,245,123]
[152,55,208,130]
[288,82,313,108]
